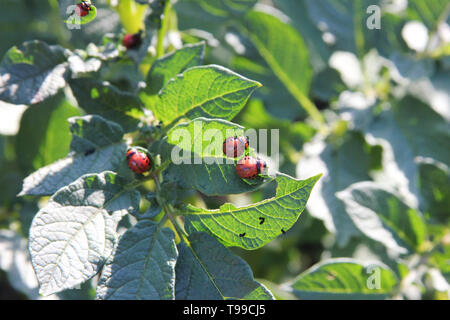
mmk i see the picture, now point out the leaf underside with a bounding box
[185,173,322,249]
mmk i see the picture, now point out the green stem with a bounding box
[245,32,325,126]
[151,169,226,299]
[116,0,147,34]
[168,208,189,238]
[156,0,172,58]
[353,1,366,61]
[293,90,325,125]
[151,171,187,239]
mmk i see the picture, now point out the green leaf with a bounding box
[238,99,316,174]
[167,117,245,159]
[389,53,435,82]
[231,55,306,120]
[19,115,127,196]
[297,132,374,246]
[244,9,314,117]
[153,65,261,125]
[288,258,398,299]
[305,0,408,58]
[417,158,449,224]
[410,70,450,121]
[68,114,124,154]
[29,171,140,296]
[311,68,346,102]
[143,42,205,98]
[429,242,450,283]
[140,42,205,118]
[392,97,450,165]
[337,181,427,254]
[184,173,321,249]
[363,96,450,208]
[305,0,380,55]
[96,220,178,300]
[163,161,268,196]
[69,78,143,132]
[130,193,162,220]
[15,93,81,174]
[0,40,70,105]
[273,0,331,71]
[159,117,268,195]
[0,1,51,62]
[174,0,228,36]
[407,0,450,31]
[189,0,257,17]
[175,232,273,300]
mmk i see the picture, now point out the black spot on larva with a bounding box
[259,217,265,225]
[239,232,246,237]
[84,148,95,156]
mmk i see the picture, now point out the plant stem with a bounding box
[243,29,326,126]
[167,208,189,238]
[117,0,146,34]
[151,170,188,241]
[156,0,172,58]
[293,90,325,125]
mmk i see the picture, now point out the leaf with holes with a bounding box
[29,171,140,296]
[184,173,321,249]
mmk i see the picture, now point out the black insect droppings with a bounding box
[259,217,265,225]
[239,232,246,237]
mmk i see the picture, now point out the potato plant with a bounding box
[0,0,448,300]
